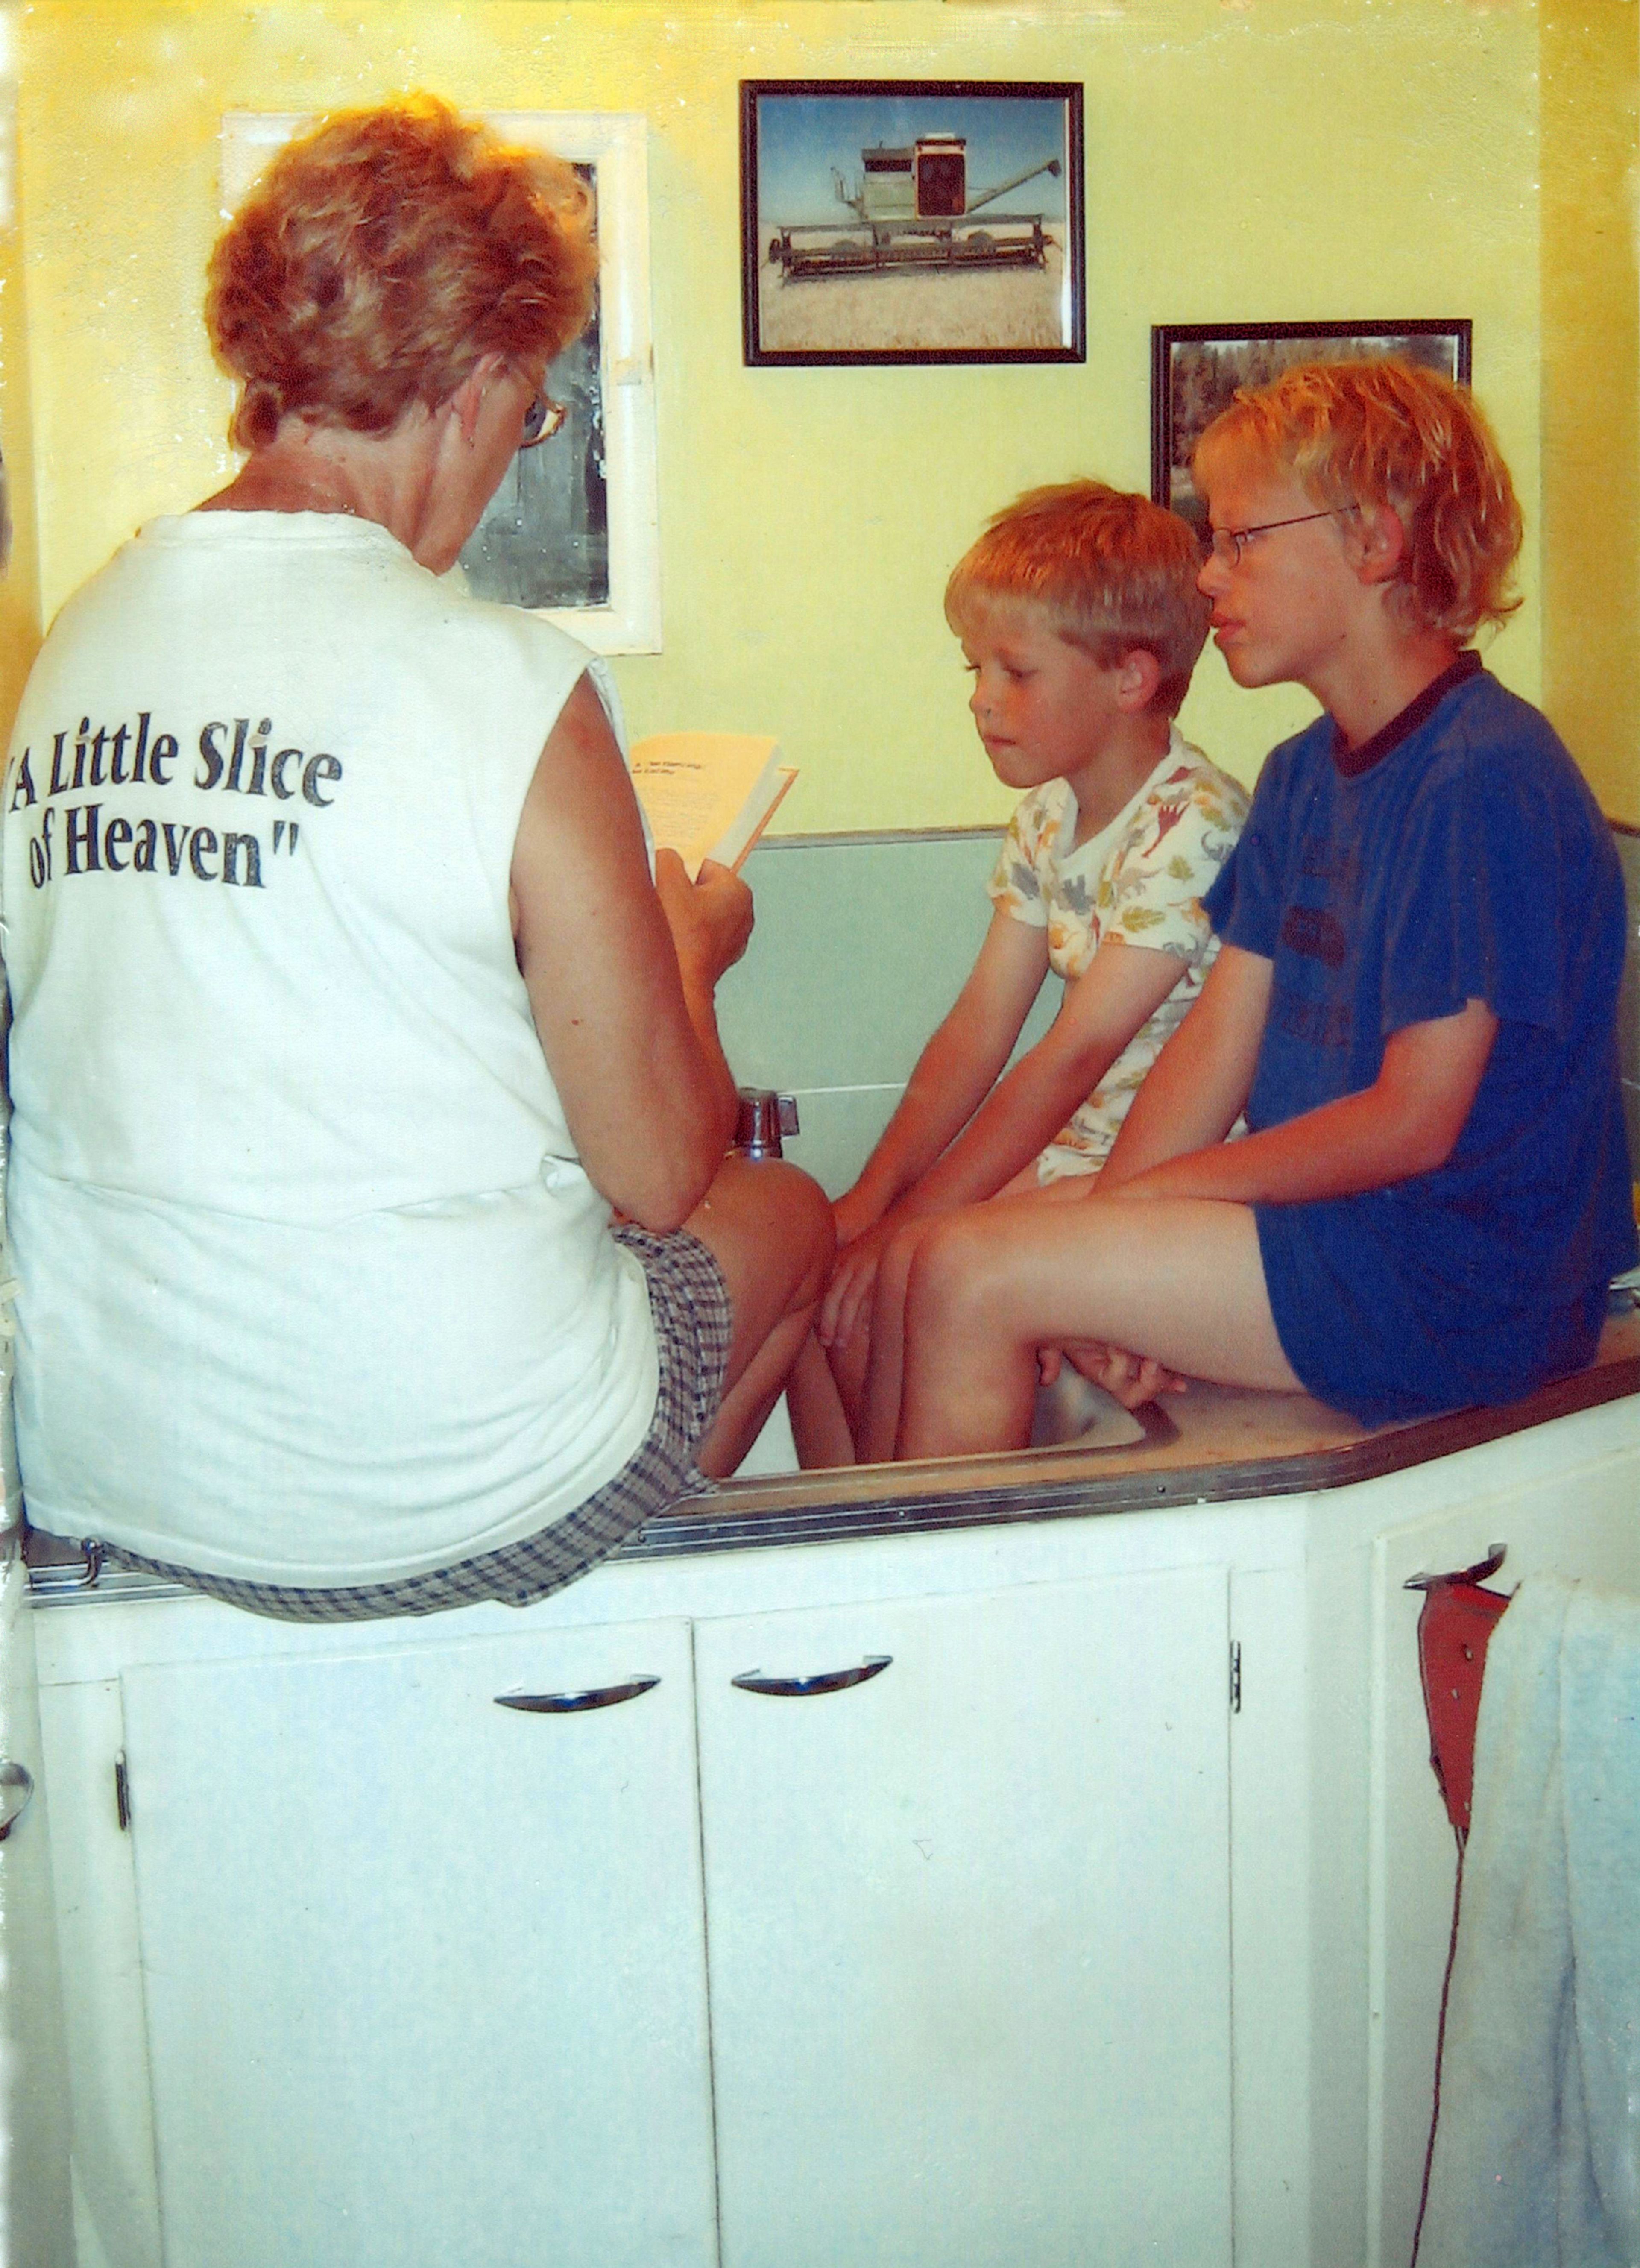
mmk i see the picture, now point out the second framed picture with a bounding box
[741,79,1084,368]
[1151,319,1473,533]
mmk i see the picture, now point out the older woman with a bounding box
[2,98,832,1617]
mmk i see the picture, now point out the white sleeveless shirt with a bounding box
[1,512,658,1583]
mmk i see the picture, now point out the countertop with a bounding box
[26,1308,1640,1600]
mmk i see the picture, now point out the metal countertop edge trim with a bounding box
[26,1357,1640,1609]
[620,1353,1640,1559]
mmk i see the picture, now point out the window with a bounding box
[219,110,662,653]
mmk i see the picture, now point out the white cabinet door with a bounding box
[120,1619,716,2268]
[1,1554,76,2268]
[693,1568,1233,2268]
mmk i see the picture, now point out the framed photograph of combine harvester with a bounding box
[1151,319,1472,535]
[741,80,1084,368]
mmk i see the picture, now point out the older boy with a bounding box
[894,361,1635,1454]
[802,481,1245,1462]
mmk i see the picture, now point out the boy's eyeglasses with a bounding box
[519,393,568,449]
[1200,506,1357,568]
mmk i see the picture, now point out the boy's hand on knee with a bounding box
[819,1216,897,1350]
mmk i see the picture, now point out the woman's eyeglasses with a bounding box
[519,394,568,450]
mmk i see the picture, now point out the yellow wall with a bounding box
[0,0,39,740]
[1540,0,1639,828]
[15,0,1550,829]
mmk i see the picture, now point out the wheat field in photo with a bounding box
[756,238,1068,355]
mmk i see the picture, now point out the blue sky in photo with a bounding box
[756,94,1070,228]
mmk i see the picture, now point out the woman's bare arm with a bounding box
[510,674,741,1229]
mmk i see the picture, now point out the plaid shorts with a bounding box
[87,1225,732,1623]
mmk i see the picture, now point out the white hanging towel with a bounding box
[1417,1574,1640,2268]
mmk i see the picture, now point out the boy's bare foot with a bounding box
[1043,1339,1189,1411]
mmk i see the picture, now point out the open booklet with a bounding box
[629,733,798,879]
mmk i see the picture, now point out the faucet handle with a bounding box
[733,1087,800,1160]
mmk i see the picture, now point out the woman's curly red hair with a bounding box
[207,96,597,449]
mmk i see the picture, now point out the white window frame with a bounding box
[219,110,662,654]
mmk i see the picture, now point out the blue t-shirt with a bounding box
[1204,659,1636,1423]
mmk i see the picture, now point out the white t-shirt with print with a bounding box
[1,511,658,1585]
[988,727,1249,1181]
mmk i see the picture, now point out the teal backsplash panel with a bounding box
[716,831,1055,1197]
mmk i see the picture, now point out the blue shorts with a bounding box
[1257,1199,1609,1424]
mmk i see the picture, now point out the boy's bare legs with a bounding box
[785,1330,858,1468]
[684,1155,836,1477]
[857,1217,937,1461]
[787,1239,915,1466]
[816,1305,871,1445]
[855,1175,1111,1462]
[897,1193,1301,1459]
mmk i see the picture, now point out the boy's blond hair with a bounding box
[943,480,1210,718]
[1192,358,1522,642]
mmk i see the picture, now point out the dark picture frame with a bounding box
[741,79,1084,368]
[1151,320,1473,532]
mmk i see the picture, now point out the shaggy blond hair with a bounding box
[1192,358,1522,640]
[944,481,1209,717]
[207,96,597,449]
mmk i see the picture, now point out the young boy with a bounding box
[802,481,1248,1462]
[889,360,1637,1458]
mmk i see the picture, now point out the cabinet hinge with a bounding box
[114,1751,132,1832]
[1229,1641,1242,1715]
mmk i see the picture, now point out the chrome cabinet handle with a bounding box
[731,1655,892,1699]
[0,1760,34,1841]
[494,1676,659,1715]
